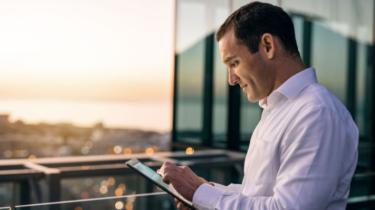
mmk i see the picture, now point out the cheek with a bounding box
[238,67,256,85]
[248,78,261,94]
[236,64,251,80]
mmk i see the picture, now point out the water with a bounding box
[0,99,172,132]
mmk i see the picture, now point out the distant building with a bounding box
[0,114,10,126]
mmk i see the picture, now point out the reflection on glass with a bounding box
[212,1,230,146]
[355,42,368,138]
[13,192,174,210]
[213,41,228,144]
[61,176,146,201]
[176,40,204,142]
[0,183,16,207]
[240,94,261,143]
[176,0,230,144]
[312,22,348,104]
[291,16,304,58]
[175,0,206,143]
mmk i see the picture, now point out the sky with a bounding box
[0,0,174,102]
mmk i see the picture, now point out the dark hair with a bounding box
[216,1,300,56]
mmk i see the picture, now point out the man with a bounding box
[158,2,358,210]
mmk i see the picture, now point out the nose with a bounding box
[228,69,240,86]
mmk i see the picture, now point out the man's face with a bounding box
[218,29,274,102]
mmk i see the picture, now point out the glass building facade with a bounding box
[172,0,374,206]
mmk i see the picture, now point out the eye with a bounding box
[229,60,239,68]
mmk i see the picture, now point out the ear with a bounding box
[260,33,275,60]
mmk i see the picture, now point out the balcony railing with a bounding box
[0,149,374,210]
[7,192,173,210]
[0,149,244,209]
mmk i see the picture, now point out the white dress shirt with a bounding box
[192,68,359,210]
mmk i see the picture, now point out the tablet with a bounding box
[125,159,194,209]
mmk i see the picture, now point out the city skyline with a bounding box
[0,99,172,131]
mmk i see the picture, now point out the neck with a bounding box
[273,54,306,90]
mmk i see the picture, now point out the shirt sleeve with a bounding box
[192,105,358,210]
[211,182,242,192]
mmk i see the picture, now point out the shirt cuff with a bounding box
[211,182,227,191]
[192,183,223,210]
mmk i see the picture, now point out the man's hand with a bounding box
[158,162,207,201]
[174,198,191,210]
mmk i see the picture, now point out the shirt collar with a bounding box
[259,67,317,109]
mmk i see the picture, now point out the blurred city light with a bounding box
[185,147,194,155]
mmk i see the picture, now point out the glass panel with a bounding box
[283,0,374,46]
[355,41,373,194]
[0,151,245,207]
[283,0,375,202]
[14,192,177,210]
[213,1,231,146]
[61,175,151,201]
[356,42,368,139]
[175,0,206,143]
[291,16,304,58]
[175,1,203,144]
[213,43,228,146]
[176,40,205,143]
[240,94,261,143]
[0,183,15,206]
[175,0,230,144]
[350,171,375,198]
[311,21,348,104]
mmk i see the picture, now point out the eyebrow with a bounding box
[223,56,236,64]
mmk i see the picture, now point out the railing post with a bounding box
[202,33,215,147]
[23,162,61,210]
[46,173,61,203]
[19,180,30,205]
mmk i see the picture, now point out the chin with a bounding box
[245,93,259,103]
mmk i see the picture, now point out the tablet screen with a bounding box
[126,159,194,209]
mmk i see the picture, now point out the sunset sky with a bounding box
[0,0,174,102]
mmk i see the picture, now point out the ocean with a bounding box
[0,99,172,132]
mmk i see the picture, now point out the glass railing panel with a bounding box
[14,192,177,210]
[0,183,16,206]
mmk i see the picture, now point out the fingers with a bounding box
[156,168,163,176]
[179,165,192,173]
[164,164,190,183]
[159,162,192,179]
[159,162,178,183]
[157,162,166,176]
[175,199,190,210]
